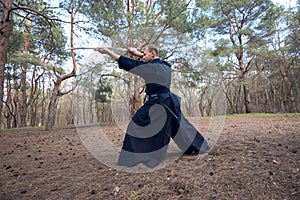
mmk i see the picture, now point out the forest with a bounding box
[0,0,299,130]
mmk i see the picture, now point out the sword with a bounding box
[67,47,129,53]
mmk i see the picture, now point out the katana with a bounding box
[68,47,129,53]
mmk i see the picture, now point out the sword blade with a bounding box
[68,47,96,50]
[68,47,128,52]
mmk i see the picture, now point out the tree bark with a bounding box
[20,19,30,127]
[4,71,12,128]
[12,69,19,128]
[243,83,251,113]
[20,63,28,127]
[255,63,271,112]
[41,76,46,126]
[46,86,59,130]
[0,0,13,128]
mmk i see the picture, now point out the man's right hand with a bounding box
[129,48,144,57]
[95,47,120,61]
[96,47,109,54]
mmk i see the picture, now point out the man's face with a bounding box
[142,48,155,62]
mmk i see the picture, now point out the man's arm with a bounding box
[96,46,147,71]
[96,47,120,61]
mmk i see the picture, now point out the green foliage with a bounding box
[78,0,208,41]
[4,0,299,122]
[78,1,126,37]
[157,0,191,32]
[8,53,65,75]
[8,29,25,54]
[30,19,68,64]
[11,0,69,65]
[284,0,300,57]
[94,84,112,103]
[8,53,45,67]
[196,0,284,74]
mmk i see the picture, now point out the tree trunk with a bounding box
[20,64,28,127]
[225,90,234,114]
[12,81,19,128]
[255,63,271,112]
[30,99,38,127]
[287,81,298,113]
[46,86,58,130]
[235,84,241,114]
[127,2,141,117]
[254,80,259,112]
[243,83,251,113]
[0,0,13,128]
[4,102,12,129]
[20,19,31,127]
[41,77,46,126]
[264,86,271,113]
[272,79,280,113]
[133,75,141,112]
[5,113,12,129]
[4,73,12,128]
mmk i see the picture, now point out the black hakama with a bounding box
[116,56,209,168]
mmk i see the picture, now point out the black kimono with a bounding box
[117,56,209,168]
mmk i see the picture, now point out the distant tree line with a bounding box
[0,0,299,129]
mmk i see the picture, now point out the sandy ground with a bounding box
[0,116,299,200]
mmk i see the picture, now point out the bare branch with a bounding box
[58,88,73,96]
[100,73,130,85]
[3,100,14,117]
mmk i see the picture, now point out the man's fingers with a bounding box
[95,47,105,54]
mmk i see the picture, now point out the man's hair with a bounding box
[146,44,159,56]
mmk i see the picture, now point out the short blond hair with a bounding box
[146,44,159,57]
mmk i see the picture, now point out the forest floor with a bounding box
[0,114,299,200]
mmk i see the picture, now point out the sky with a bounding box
[272,0,297,7]
[55,0,298,71]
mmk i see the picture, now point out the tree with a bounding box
[281,0,300,112]
[77,0,207,116]
[3,0,69,129]
[0,0,13,128]
[46,0,82,130]
[198,0,282,113]
[94,79,112,122]
[257,1,300,113]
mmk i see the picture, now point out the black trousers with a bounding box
[118,93,209,168]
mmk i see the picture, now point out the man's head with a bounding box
[142,45,159,62]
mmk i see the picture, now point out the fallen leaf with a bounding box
[272,160,279,164]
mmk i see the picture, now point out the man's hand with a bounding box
[129,48,144,57]
[95,47,109,54]
[95,47,120,61]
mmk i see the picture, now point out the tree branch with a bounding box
[100,73,130,86]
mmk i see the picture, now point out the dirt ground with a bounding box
[0,115,299,200]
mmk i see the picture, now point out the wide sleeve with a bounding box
[118,56,146,71]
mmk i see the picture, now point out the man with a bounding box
[96,45,209,168]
